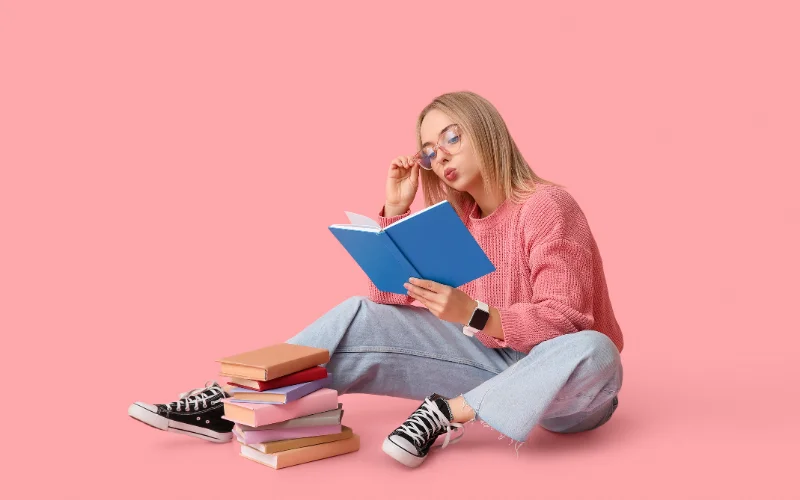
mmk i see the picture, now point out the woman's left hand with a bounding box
[404,277,476,324]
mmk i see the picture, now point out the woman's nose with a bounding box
[433,147,450,169]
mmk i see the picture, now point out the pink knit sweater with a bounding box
[368,183,624,355]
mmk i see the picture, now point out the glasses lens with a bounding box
[439,125,462,154]
[418,146,436,169]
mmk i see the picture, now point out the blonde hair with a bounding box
[415,91,561,218]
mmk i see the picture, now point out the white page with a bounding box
[344,211,381,229]
[329,224,379,232]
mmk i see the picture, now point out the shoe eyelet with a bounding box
[205,420,210,424]
[197,417,201,420]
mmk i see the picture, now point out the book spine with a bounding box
[277,434,360,469]
[240,425,342,445]
[252,389,338,426]
[263,366,327,390]
[378,231,420,281]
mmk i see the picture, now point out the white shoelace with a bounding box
[396,398,464,449]
[169,382,225,412]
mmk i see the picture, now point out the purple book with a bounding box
[233,424,343,445]
[227,374,332,404]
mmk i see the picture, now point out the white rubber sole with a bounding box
[382,437,425,468]
[128,403,232,443]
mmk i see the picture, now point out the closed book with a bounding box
[241,426,352,453]
[223,388,339,427]
[227,374,332,404]
[228,366,328,391]
[217,343,330,382]
[240,433,360,469]
[328,200,495,294]
[234,423,344,446]
[236,405,343,431]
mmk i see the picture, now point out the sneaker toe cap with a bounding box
[388,434,420,456]
[130,402,158,414]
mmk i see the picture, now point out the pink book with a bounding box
[233,424,342,445]
[222,388,339,427]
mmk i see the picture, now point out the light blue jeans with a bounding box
[286,296,623,443]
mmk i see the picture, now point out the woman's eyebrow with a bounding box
[421,123,456,146]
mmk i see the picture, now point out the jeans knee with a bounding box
[337,295,370,311]
[572,330,620,376]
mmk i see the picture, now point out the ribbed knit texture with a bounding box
[368,183,624,354]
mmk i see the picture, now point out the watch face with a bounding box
[469,308,490,330]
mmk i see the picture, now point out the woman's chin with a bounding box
[445,175,472,192]
[445,179,463,191]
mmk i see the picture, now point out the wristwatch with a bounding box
[463,300,490,337]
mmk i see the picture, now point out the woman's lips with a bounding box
[444,167,457,181]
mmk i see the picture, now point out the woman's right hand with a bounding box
[385,155,420,217]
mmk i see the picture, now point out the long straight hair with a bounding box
[415,91,561,218]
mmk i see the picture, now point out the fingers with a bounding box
[408,277,442,292]
[391,155,419,170]
[404,281,436,301]
[405,287,435,312]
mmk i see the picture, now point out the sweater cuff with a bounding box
[377,206,411,228]
[475,330,507,349]
[475,307,538,354]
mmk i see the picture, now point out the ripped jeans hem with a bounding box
[460,393,527,455]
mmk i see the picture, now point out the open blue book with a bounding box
[328,200,495,294]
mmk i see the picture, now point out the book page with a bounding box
[344,211,380,229]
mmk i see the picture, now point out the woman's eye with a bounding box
[445,133,460,145]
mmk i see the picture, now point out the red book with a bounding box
[227,366,328,391]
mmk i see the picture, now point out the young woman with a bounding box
[128,91,624,468]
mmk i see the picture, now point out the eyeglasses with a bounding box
[413,124,463,170]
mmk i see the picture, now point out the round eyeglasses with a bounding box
[413,124,463,170]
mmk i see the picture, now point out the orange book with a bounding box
[240,434,360,469]
[217,343,330,381]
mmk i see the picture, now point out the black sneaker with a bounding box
[382,393,464,468]
[128,381,234,443]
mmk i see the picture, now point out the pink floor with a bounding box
[25,363,797,499]
[5,1,799,498]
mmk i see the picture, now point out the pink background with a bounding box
[2,1,798,498]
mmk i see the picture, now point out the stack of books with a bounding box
[217,343,360,469]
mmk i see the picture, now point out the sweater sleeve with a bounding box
[366,206,417,306]
[475,238,595,354]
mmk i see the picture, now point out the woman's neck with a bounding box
[469,186,505,219]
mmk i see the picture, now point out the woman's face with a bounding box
[419,109,481,192]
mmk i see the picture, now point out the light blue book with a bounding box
[227,374,332,404]
[328,200,495,294]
